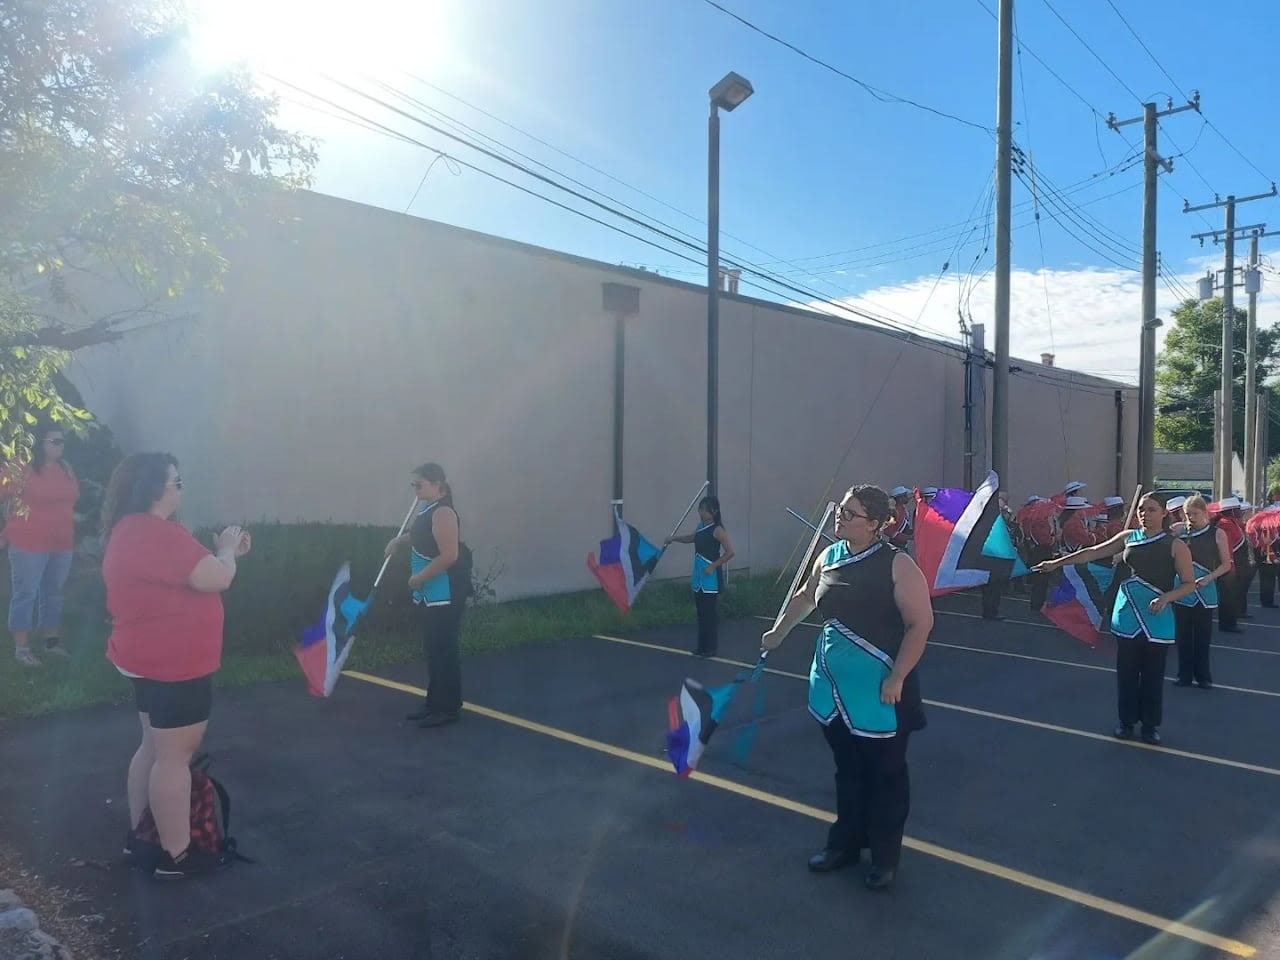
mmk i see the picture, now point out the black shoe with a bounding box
[1173,678,1193,687]
[807,848,859,873]
[417,711,460,728]
[123,829,163,869]
[1113,723,1135,740]
[154,846,229,879]
[864,866,896,891]
[1141,727,1161,745]
[1197,681,1214,689]
[405,704,431,721]
[981,615,1004,622]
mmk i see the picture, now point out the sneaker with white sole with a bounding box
[153,846,230,879]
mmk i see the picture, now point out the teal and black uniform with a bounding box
[1112,529,1180,734]
[691,521,723,655]
[409,497,463,717]
[808,537,923,870]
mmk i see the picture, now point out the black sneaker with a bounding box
[154,846,229,879]
[1140,727,1161,746]
[1113,723,1135,740]
[124,830,164,869]
[417,711,460,728]
[405,704,431,722]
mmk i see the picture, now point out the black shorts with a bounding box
[130,675,213,729]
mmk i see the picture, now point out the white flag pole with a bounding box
[371,495,421,591]
[664,480,711,546]
[773,501,837,630]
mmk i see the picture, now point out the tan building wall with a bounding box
[63,190,1138,600]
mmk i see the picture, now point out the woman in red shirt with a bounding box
[2,423,80,666]
[101,452,250,879]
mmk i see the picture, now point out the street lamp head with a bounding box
[710,71,754,111]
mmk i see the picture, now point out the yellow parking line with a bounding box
[750,616,1280,696]
[600,633,1280,779]
[341,668,1256,958]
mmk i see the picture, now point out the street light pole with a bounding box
[706,71,753,499]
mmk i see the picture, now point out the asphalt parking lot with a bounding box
[1,587,1277,959]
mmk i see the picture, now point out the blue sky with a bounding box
[193,0,1280,381]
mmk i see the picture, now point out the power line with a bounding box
[275,74,1134,397]
[1039,0,1143,103]
[697,0,992,133]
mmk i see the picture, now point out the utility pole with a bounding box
[991,0,1012,491]
[1187,183,1277,498]
[1245,232,1259,504]
[1107,95,1199,492]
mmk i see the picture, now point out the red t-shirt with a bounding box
[2,463,80,552]
[103,514,224,682]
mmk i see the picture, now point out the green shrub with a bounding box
[0,520,788,717]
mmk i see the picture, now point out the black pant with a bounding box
[821,720,911,869]
[1239,560,1256,616]
[1027,545,1055,611]
[420,603,463,715]
[1116,635,1170,730]
[1173,604,1213,685]
[980,581,1002,619]
[694,591,718,655]
[1259,562,1277,606]
[1218,572,1239,631]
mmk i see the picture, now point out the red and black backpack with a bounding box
[133,753,251,863]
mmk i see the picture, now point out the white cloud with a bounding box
[805,250,1280,384]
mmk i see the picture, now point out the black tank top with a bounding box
[1185,524,1221,572]
[693,522,722,564]
[815,540,906,657]
[1121,530,1177,591]
[814,539,925,732]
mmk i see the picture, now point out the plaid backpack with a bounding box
[134,753,251,863]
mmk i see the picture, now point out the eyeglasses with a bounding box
[170,477,184,490]
[46,437,64,446]
[838,506,872,523]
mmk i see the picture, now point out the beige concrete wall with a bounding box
[63,190,1138,600]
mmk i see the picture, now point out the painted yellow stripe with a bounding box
[602,633,1280,779]
[750,616,1280,696]
[341,668,1256,958]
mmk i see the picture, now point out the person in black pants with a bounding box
[1257,533,1279,608]
[665,496,735,657]
[386,462,466,728]
[762,485,934,892]
[1036,493,1198,745]
[1173,495,1231,689]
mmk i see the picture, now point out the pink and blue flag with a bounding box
[1042,562,1116,647]
[295,562,372,697]
[666,655,767,776]
[587,503,663,612]
[914,470,1029,598]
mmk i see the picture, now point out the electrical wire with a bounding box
[697,0,992,132]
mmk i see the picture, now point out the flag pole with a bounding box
[664,480,711,544]
[371,496,421,592]
[785,507,838,545]
[773,501,836,630]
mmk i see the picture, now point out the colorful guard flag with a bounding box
[666,657,767,776]
[665,501,836,776]
[914,470,1029,598]
[1041,562,1116,646]
[294,562,372,697]
[587,502,663,612]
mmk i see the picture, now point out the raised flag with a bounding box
[1041,562,1115,646]
[914,470,1030,597]
[587,502,663,612]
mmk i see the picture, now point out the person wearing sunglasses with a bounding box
[1,422,80,666]
[1035,492,1198,745]
[101,453,251,878]
[761,484,933,892]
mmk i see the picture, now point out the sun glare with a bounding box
[189,0,452,76]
